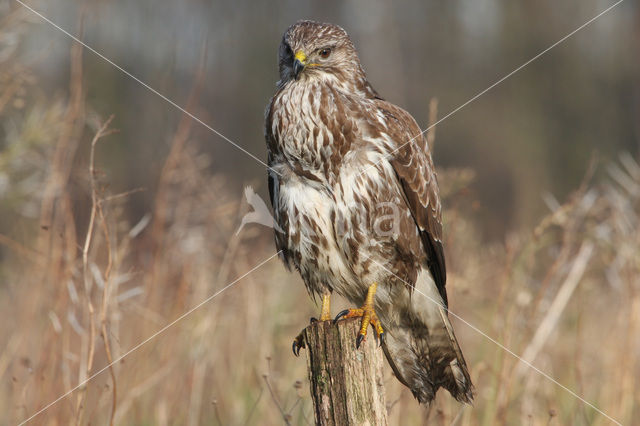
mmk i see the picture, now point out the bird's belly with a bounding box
[331,158,421,302]
[276,177,353,296]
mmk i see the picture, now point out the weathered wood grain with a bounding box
[304,318,388,426]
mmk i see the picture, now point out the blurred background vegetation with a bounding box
[0,0,638,425]
[2,0,637,239]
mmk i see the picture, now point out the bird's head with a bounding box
[277,21,364,86]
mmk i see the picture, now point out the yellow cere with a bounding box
[294,50,307,63]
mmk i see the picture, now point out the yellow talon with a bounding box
[293,292,332,356]
[334,283,385,348]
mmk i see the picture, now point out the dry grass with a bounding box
[1,12,639,426]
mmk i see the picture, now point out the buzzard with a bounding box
[265,20,473,405]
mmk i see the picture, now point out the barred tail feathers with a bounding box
[380,271,474,404]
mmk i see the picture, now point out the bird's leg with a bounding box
[334,282,384,348]
[292,292,332,356]
[314,293,332,322]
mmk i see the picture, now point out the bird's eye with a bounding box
[318,48,332,59]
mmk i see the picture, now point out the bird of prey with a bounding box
[265,20,473,405]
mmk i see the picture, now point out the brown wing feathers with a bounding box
[380,103,448,306]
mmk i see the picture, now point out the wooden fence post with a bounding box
[304,317,388,425]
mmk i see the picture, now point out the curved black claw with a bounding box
[292,335,305,357]
[356,333,365,349]
[309,317,318,324]
[333,309,350,325]
[378,331,385,347]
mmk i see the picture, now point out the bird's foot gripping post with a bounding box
[334,282,384,348]
[303,318,388,426]
[293,293,332,356]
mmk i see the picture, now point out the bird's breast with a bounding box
[270,82,349,180]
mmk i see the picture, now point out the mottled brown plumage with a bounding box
[265,20,473,405]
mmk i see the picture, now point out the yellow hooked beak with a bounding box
[293,50,307,78]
